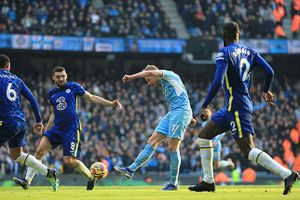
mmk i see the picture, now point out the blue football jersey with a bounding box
[48,82,86,130]
[0,69,41,122]
[160,70,191,111]
[203,42,273,112]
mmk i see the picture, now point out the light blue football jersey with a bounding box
[160,70,191,111]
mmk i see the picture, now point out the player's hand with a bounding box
[122,75,133,83]
[189,118,197,127]
[112,99,122,110]
[263,91,275,106]
[200,108,211,121]
[33,122,44,135]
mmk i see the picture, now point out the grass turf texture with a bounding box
[0,185,299,200]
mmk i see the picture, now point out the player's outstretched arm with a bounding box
[83,91,122,109]
[122,70,163,83]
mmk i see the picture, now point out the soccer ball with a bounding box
[90,162,108,180]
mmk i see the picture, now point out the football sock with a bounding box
[220,160,231,168]
[128,144,156,172]
[16,153,48,176]
[199,138,214,183]
[248,148,292,179]
[74,160,93,180]
[169,150,181,186]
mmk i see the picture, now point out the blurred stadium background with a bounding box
[0,0,299,187]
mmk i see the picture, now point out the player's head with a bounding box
[222,21,240,46]
[0,54,11,70]
[143,64,160,86]
[52,66,67,87]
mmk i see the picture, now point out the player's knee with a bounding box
[63,157,75,167]
[147,138,159,147]
[35,148,46,159]
[167,145,178,152]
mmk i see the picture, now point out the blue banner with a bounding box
[137,39,185,53]
[269,40,288,54]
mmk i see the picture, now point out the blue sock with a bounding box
[169,151,181,186]
[128,144,156,172]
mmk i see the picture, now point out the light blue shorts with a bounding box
[155,108,192,140]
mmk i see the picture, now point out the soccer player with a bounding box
[188,21,299,195]
[14,66,122,190]
[198,109,234,170]
[0,54,59,191]
[114,65,195,190]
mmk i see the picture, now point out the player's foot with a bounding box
[162,183,178,191]
[46,168,59,192]
[283,171,299,195]
[114,166,133,179]
[86,179,96,190]
[227,158,235,170]
[13,177,29,190]
[188,181,215,192]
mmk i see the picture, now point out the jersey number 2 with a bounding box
[6,83,17,102]
[239,58,250,81]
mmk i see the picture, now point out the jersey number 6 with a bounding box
[6,83,17,102]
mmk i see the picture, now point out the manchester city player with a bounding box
[14,66,122,190]
[188,21,299,195]
[0,54,59,191]
[114,65,196,190]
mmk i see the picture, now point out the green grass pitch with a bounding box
[0,185,299,200]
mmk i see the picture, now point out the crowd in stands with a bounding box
[0,0,298,39]
[0,67,299,179]
[0,0,176,38]
[176,0,299,39]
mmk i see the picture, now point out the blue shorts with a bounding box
[211,108,254,140]
[155,108,192,140]
[0,118,27,148]
[43,126,82,158]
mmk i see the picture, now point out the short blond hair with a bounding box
[144,64,159,71]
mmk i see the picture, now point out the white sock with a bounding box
[248,148,292,179]
[199,138,214,183]
[16,153,48,176]
[25,162,40,185]
[220,160,230,168]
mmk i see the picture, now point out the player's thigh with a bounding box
[201,108,230,139]
[0,119,26,148]
[228,110,254,140]
[167,138,182,151]
[35,136,53,158]
[154,114,170,137]
[61,127,82,159]
[147,131,167,147]
[200,119,228,139]
[168,109,192,140]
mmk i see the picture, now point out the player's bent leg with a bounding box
[25,136,52,186]
[115,132,166,179]
[236,135,298,195]
[189,120,225,192]
[162,139,181,191]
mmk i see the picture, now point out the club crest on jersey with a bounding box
[56,96,67,111]
[66,89,71,93]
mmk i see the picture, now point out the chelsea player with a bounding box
[114,65,196,190]
[199,109,234,170]
[188,22,299,195]
[14,66,122,190]
[0,54,59,191]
